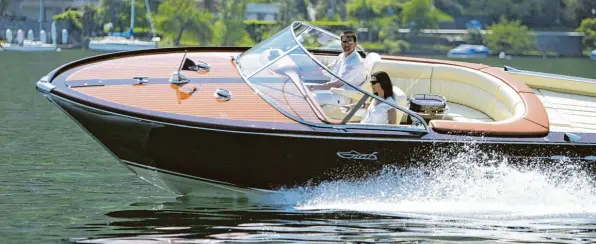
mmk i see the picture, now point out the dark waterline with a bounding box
[1,50,596,243]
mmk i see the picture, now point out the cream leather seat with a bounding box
[430,64,524,122]
[369,60,525,123]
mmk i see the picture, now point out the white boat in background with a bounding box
[88,35,158,51]
[1,41,57,52]
[1,0,58,52]
[88,0,159,52]
[2,29,57,52]
[590,50,596,60]
[447,44,489,58]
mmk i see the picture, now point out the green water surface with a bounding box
[0,50,594,243]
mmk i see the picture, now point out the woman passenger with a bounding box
[360,71,397,125]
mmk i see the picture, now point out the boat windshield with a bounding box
[236,22,427,131]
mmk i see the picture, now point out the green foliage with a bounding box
[435,0,595,29]
[212,0,255,46]
[346,0,405,42]
[244,21,282,43]
[485,17,535,55]
[563,0,596,27]
[315,0,347,21]
[434,9,455,22]
[80,5,101,36]
[54,10,83,30]
[0,0,10,16]
[382,39,410,54]
[346,0,404,22]
[577,18,596,51]
[401,0,439,34]
[97,0,155,32]
[305,20,351,27]
[243,20,278,25]
[154,0,213,46]
[360,40,410,55]
[465,28,484,45]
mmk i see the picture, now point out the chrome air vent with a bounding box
[214,88,232,102]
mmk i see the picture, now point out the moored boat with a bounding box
[36,22,596,198]
[447,44,489,58]
[2,41,57,52]
[88,0,159,52]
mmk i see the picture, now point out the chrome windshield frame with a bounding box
[289,21,429,132]
[234,21,429,134]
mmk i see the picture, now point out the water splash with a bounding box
[279,145,596,219]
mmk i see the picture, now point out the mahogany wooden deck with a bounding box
[64,51,321,123]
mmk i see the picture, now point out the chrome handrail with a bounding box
[505,65,596,83]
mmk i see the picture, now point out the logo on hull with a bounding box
[337,151,378,161]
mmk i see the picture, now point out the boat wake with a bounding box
[71,147,596,243]
[277,147,596,219]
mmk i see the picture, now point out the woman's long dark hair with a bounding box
[371,71,393,99]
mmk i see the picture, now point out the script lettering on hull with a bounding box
[337,151,379,161]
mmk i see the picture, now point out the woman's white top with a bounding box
[360,97,395,124]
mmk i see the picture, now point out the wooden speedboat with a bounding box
[36,22,596,198]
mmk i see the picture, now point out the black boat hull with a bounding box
[45,93,596,196]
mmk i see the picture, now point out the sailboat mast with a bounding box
[145,0,156,38]
[39,0,45,33]
[130,0,135,37]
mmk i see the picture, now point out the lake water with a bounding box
[1,50,596,243]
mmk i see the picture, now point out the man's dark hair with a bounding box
[341,30,357,43]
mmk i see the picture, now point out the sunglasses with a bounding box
[370,76,378,84]
[341,39,355,44]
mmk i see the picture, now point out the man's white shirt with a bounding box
[326,50,367,89]
[314,51,367,106]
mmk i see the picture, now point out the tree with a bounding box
[97,0,126,31]
[465,28,484,45]
[347,0,405,41]
[577,18,596,51]
[401,0,439,34]
[485,17,535,55]
[211,0,254,46]
[154,0,213,46]
[434,0,465,18]
[0,0,10,17]
[54,7,100,45]
[277,0,309,24]
[96,0,156,34]
[563,0,596,27]
[80,5,101,37]
[315,0,347,21]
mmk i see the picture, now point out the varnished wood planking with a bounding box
[67,52,241,81]
[72,82,322,123]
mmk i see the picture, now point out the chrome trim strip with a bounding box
[504,65,596,83]
[48,91,596,145]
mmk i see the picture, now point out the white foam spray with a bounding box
[277,145,596,219]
